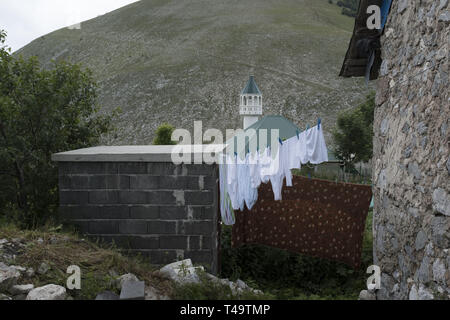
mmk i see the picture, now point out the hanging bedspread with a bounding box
[232,176,373,268]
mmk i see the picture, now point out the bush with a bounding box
[0,30,114,228]
[153,123,177,145]
[332,92,375,168]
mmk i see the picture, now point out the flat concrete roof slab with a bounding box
[52,145,225,162]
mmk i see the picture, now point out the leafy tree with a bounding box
[153,123,176,145]
[0,30,114,228]
[332,92,375,167]
[337,0,360,17]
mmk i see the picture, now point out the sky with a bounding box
[0,0,140,52]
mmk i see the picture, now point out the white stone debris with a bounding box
[159,259,204,285]
[0,262,22,292]
[26,284,67,301]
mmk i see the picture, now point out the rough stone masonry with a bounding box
[52,146,221,274]
[373,0,449,299]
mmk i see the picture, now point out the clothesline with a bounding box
[219,123,329,226]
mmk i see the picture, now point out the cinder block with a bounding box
[70,175,90,189]
[60,191,89,205]
[182,221,214,236]
[159,236,188,249]
[126,236,159,249]
[185,191,213,205]
[148,191,176,205]
[58,175,72,190]
[202,236,214,250]
[130,175,159,190]
[147,221,176,234]
[119,220,147,234]
[201,206,216,220]
[64,163,118,174]
[89,191,119,204]
[203,177,217,191]
[118,163,148,174]
[160,207,187,220]
[99,206,130,219]
[130,206,159,219]
[188,236,201,250]
[159,176,189,190]
[147,163,178,176]
[185,164,216,176]
[86,175,126,189]
[89,221,119,234]
[188,206,208,220]
[119,191,149,204]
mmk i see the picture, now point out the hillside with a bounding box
[16,0,372,145]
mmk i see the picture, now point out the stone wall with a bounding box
[373,0,449,299]
[53,146,220,274]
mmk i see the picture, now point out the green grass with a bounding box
[0,224,172,300]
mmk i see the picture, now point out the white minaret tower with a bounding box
[240,76,263,129]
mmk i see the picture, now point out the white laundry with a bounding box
[218,157,235,226]
[303,125,328,165]
[218,123,329,225]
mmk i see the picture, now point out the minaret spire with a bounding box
[240,76,263,129]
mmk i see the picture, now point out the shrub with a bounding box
[0,30,114,228]
[153,123,177,145]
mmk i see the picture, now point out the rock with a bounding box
[432,188,450,216]
[417,285,434,300]
[144,286,171,300]
[9,284,34,295]
[0,239,8,246]
[359,290,377,300]
[37,262,50,275]
[0,293,12,300]
[415,230,427,251]
[144,286,159,300]
[397,0,408,13]
[236,279,249,290]
[159,259,204,285]
[409,284,434,300]
[432,259,446,283]
[160,259,194,273]
[0,263,21,292]
[25,268,35,278]
[26,284,66,300]
[438,11,450,22]
[13,294,27,301]
[95,291,120,300]
[120,281,145,300]
[116,273,139,290]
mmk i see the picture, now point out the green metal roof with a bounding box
[227,115,299,156]
[241,76,262,95]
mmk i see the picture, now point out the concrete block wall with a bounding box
[53,146,221,274]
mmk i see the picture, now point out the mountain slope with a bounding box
[17,0,372,145]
